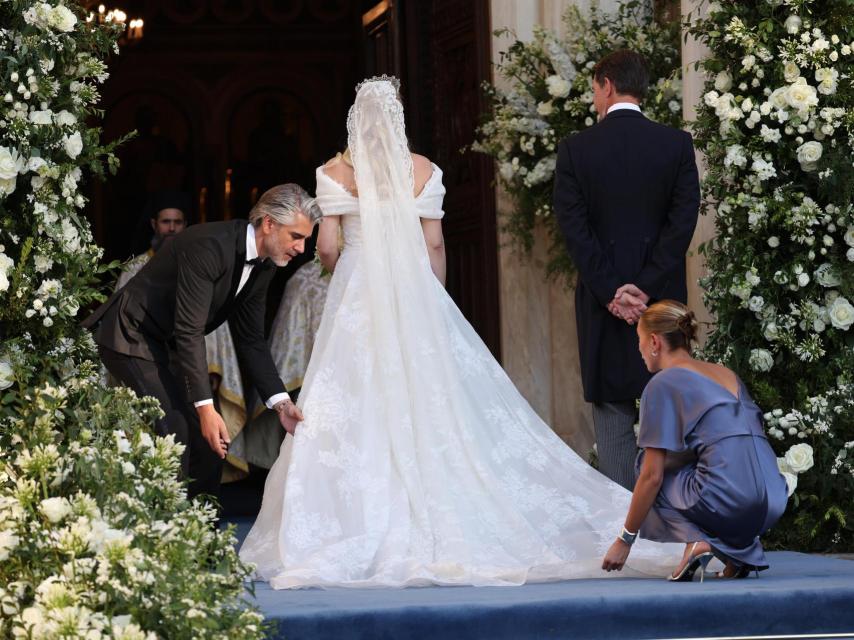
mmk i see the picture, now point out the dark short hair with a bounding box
[592,50,649,101]
[145,190,191,221]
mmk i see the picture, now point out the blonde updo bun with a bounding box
[639,300,697,351]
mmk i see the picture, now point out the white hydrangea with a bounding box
[760,124,781,143]
[545,75,571,98]
[23,2,77,33]
[784,15,802,34]
[724,144,748,168]
[39,497,71,523]
[749,348,774,372]
[28,109,53,125]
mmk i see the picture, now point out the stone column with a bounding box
[681,0,714,340]
[491,0,596,456]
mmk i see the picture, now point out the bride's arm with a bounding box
[317,216,341,273]
[421,218,446,286]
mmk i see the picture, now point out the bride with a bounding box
[239,76,678,588]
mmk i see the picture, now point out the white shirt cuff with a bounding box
[193,398,214,408]
[266,392,291,409]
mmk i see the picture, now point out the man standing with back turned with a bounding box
[553,50,700,489]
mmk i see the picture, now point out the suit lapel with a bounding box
[208,221,248,330]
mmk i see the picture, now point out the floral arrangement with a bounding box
[0,1,266,636]
[473,0,682,283]
[690,0,854,550]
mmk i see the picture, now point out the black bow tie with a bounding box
[246,257,264,266]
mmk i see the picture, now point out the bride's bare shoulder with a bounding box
[411,153,434,193]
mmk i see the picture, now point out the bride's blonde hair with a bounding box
[337,147,353,167]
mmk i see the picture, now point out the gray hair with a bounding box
[248,183,322,227]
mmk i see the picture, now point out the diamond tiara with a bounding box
[355,74,401,93]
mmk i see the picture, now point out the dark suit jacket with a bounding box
[553,109,700,403]
[83,220,284,404]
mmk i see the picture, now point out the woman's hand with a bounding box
[602,539,631,572]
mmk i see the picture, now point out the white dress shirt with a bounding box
[607,102,642,115]
[194,224,290,410]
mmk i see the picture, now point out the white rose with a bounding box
[0,529,20,562]
[812,38,830,53]
[63,132,83,159]
[749,296,765,312]
[714,71,732,93]
[783,61,800,84]
[768,236,780,248]
[0,359,13,390]
[39,497,71,523]
[764,323,779,341]
[29,109,53,125]
[848,247,854,262]
[749,348,774,372]
[829,296,854,330]
[537,101,554,117]
[545,75,571,99]
[785,443,814,474]
[0,146,24,181]
[814,263,841,287]
[797,140,823,171]
[769,87,789,110]
[786,79,818,113]
[784,15,802,34]
[781,471,798,496]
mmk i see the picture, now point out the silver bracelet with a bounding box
[617,526,637,546]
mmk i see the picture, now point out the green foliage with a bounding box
[689,0,854,551]
[0,2,267,637]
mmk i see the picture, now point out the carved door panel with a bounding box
[358,0,500,357]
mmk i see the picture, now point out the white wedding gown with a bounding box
[239,81,678,588]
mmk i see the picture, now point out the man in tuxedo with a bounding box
[84,184,322,499]
[553,50,700,490]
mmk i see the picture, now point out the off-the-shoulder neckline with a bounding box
[660,366,742,402]
[316,162,441,200]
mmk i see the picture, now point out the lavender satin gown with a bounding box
[636,367,788,569]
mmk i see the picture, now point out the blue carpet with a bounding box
[223,518,854,640]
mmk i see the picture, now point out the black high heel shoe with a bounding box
[716,563,759,579]
[668,542,715,583]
